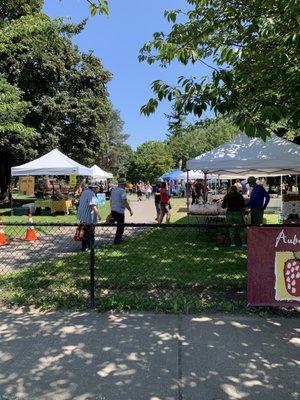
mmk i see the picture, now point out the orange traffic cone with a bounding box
[25,213,38,241]
[0,216,8,246]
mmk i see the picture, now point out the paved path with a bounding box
[126,195,158,223]
[0,308,299,400]
[0,197,157,272]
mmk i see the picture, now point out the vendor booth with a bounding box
[11,149,92,215]
[282,193,300,221]
[11,148,92,177]
[187,134,300,307]
[90,165,113,180]
[187,133,300,176]
[186,134,300,218]
[159,169,183,196]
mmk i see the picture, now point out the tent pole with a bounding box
[213,177,216,201]
[204,172,208,204]
[280,175,283,213]
[186,170,190,220]
[10,179,13,216]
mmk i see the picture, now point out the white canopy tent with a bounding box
[11,149,92,176]
[177,171,217,180]
[177,170,204,180]
[187,133,300,177]
[90,165,113,180]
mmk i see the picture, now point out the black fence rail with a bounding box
[0,222,282,312]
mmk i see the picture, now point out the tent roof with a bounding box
[177,171,217,180]
[11,148,92,176]
[160,169,183,180]
[90,165,113,179]
[177,171,204,180]
[186,133,300,176]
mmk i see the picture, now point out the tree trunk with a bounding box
[0,159,11,202]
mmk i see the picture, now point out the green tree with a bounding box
[0,6,112,195]
[0,78,35,199]
[85,0,109,16]
[0,0,43,22]
[167,117,239,169]
[97,109,132,177]
[127,141,174,183]
[140,0,300,139]
[113,144,134,179]
[53,51,112,164]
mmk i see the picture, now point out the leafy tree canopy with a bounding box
[139,0,300,140]
[167,117,240,169]
[0,77,36,199]
[114,144,135,179]
[0,2,118,197]
[127,141,174,183]
[0,12,112,160]
[86,0,109,16]
[0,0,43,22]
[97,109,133,178]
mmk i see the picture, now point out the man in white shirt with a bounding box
[110,178,133,244]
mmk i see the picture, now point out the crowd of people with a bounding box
[221,176,270,247]
[76,173,299,250]
[135,182,152,201]
[76,179,133,250]
[76,177,174,250]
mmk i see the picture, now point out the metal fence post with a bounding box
[89,224,95,308]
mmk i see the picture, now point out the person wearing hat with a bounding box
[110,178,133,244]
[247,176,270,225]
[77,184,100,251]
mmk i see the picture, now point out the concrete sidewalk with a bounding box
[0,308,299,400]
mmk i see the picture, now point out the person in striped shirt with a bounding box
[77,184,100,251]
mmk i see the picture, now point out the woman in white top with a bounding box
[145,183,152,200]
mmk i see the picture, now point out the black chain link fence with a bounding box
[0,221,252,312]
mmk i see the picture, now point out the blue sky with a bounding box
[44,0,211,149]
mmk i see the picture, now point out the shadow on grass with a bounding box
[0,221,298,316]
[93,223,249,313]
[0,251,90,309]
[0,223,246,311]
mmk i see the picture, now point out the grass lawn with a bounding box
[0,196,290,315]
[0,223,248,313]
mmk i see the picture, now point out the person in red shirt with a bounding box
[158,181,171,223]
